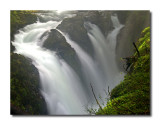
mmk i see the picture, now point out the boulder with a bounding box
[11,53,47,115]
[43,29,82,76]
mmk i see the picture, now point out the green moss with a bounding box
[10,10,37,43]
[11,53,47,115]
[116,11,150,67]
[96,27,150,115]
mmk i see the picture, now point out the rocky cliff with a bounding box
[11,53,47,115]
[115,11,150,70]
[11,11,47,115]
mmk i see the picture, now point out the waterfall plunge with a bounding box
[57,30,106,104]
[12,21,88,115]
[84,14,125,90]
[57,14,125,109]
[12,13,125,115]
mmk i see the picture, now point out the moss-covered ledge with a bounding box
[11,10,38,52]
[96,27,150,115]
[11,53,48,115]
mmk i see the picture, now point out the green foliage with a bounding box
[116,11,150,65]
[96,27,150,115]
[97,90,150,115]
[10,10,37,42]
[10,10,38,53]
[11,53,47,115]
[136,27,150,57]
[11,10,37,26]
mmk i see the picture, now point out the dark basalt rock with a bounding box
[43,29,67,50]
[57,11,114,57]
[57,14,94,57]
[43,29,82,77]
[81,11,113,35]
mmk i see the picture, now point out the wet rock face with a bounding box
[57,11,113,57]
[82,11,113,35]
[43,10,151,72]
[115,11,151,70]
[42,29,82,76]
[42,29,77,63]
[57,14,94,57]
[11,11,48,115]
[43,29,68,51]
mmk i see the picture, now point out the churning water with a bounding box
[12,12,124,115]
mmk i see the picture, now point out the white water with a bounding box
[12,12,125,115]
[57,30,106,103]
[36,10,77,22]
[12,20,87,115]
[56,14,125,109]
[84,14,125,90]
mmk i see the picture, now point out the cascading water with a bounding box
[56,13,125,109]
[84,14,125,90]
[12,11,125,115]
[12,19,87,115]
[57,30,106,104]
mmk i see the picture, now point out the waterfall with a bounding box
[57,30,106,104]
[56,14,125,108]
[12,12,125,115]
[12,20,87,115]
[36,10,77,22]
[84,14,125,90]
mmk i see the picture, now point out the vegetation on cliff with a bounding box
[116,11,150,70]
[11,10,37,52]
[11,53,47,115]
[95,27,150,115]
[11,11,47,115]
[11,10,37,39]
[10,11,150,115]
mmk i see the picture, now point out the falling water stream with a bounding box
[84,14,125,89]
[12,12,124,115]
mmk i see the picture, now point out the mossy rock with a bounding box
[11,53,47,115]
[10,10,37,47]
[115,11,150,68]
[96,27,150,115]
[97,90,150,115]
